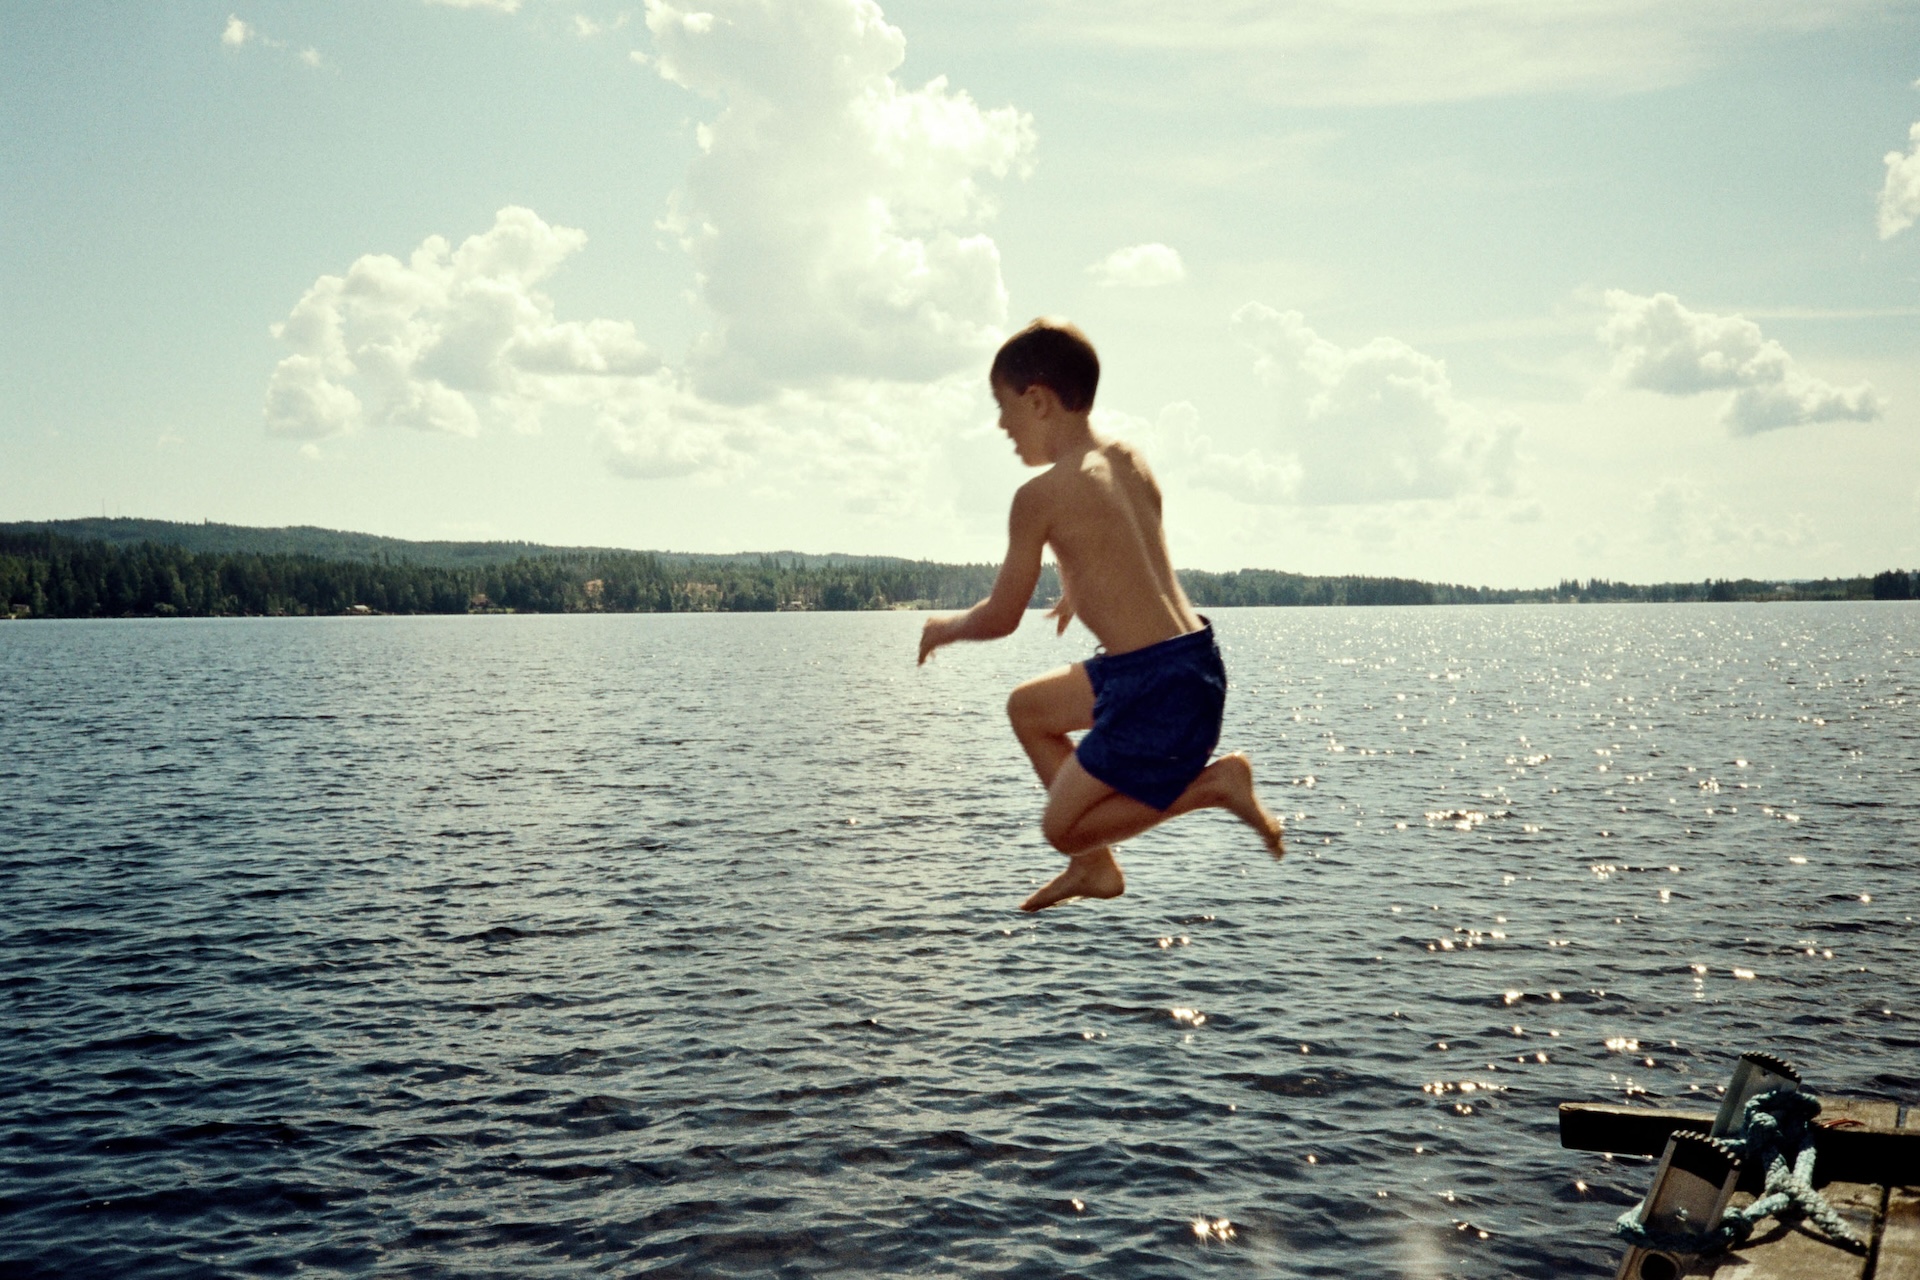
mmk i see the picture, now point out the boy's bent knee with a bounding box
[1041,811,1077,854]
[1041,803,1093,854]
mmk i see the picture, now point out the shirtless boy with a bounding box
[918,318,1284,912]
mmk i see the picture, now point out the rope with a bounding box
[1613,1088,1866,1256]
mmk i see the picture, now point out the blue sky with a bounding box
[3,0,1918,585]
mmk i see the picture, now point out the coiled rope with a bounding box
[1614,1088,1865,1255]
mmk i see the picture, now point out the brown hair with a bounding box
[990,318,1100,412]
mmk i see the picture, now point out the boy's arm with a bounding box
[918,484,1047,665]
[1045,586,1074,636]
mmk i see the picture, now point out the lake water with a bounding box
[2,605,1916,1278]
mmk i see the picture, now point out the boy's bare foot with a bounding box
[1020,848,1126,912]
[1204,753,1285,858]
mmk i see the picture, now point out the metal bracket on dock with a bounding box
[1615,1133,1742,1280]
[1711,1052,1800,1138]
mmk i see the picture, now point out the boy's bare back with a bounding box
[1019,438,1202,657]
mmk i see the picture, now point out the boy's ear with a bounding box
[1025,383,1058,416]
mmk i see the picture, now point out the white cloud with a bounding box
[1020,0,1884,107]
[1599,290,1883,435]
[222,14,324,65]
[1104,307,1516,507]
[595,371,982,518]
[1108,401,1304,505]
[644,0,1034,400]
[1644,479,1815,554]
[265,207,659,440]
[595,372,753,480]
[1211,303,1516,504]
[1087,243,1186,288]
[264,203,987,515]
[264,1,1031,521]
[1878,122,1920,240]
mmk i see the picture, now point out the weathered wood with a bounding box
[1560,1101,1919,1187]
[1694,1101,1897,1280]
[1562,1103,1715,1152]
[1881,1186,1920,1280]
[1876,1106,1920,1280]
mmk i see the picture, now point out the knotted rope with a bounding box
[1614,1088,1865,1255]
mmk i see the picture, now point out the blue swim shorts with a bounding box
[1075,621,1227,811]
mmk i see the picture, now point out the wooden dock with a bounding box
[1560,1098,1919,1278]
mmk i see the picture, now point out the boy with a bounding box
[918,319,1284,912]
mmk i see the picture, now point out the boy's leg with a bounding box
[1005,665,1095,786]
[1041,753,1286,858]
[1006,666,1126,911]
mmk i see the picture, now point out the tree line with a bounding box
[0,531,1035,619]
[0,530,1909,620]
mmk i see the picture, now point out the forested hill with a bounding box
[0,529,1019,619]
[0,518,915,571]
[0,521,1912,620]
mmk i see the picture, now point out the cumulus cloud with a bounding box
[1104,308,1516,507]
[1644,479,1814,553]
[1205,303,1516,504]
[1134,401,1304,503]
[265,207,658,440]
[265,0,1029,518]
[263,204,987,513]
[1878,122,1920,240]
[1087,243,1187,288]
[221,15,255,46]
[594,371,982,519]
[645,0,1034,400]
[1599,290,1883,435]
[592,370,758,480]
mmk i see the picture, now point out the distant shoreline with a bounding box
[2,517,1915,620]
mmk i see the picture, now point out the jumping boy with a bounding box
[918,319,1284,912]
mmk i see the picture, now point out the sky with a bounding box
[3,0,1919,586]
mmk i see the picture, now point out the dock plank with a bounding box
[1561,1101,1917,1187]
[1881,1187,1920,1280]
[1703,1101,1896,1280]
[1875,1107,1919,1280]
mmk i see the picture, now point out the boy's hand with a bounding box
[1046,592,1075,636]
[918,614,954,665]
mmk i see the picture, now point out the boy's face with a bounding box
[992,379,1050,466]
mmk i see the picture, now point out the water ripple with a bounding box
[2,605,1916,1277]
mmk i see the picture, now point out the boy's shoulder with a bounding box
[1097,436,1153,475]
[1024,439,1150,490]
[1014,439,1157,518]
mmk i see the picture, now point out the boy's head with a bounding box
[989,318,1099,413]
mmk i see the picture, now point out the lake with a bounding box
[2,605,1915,1278]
